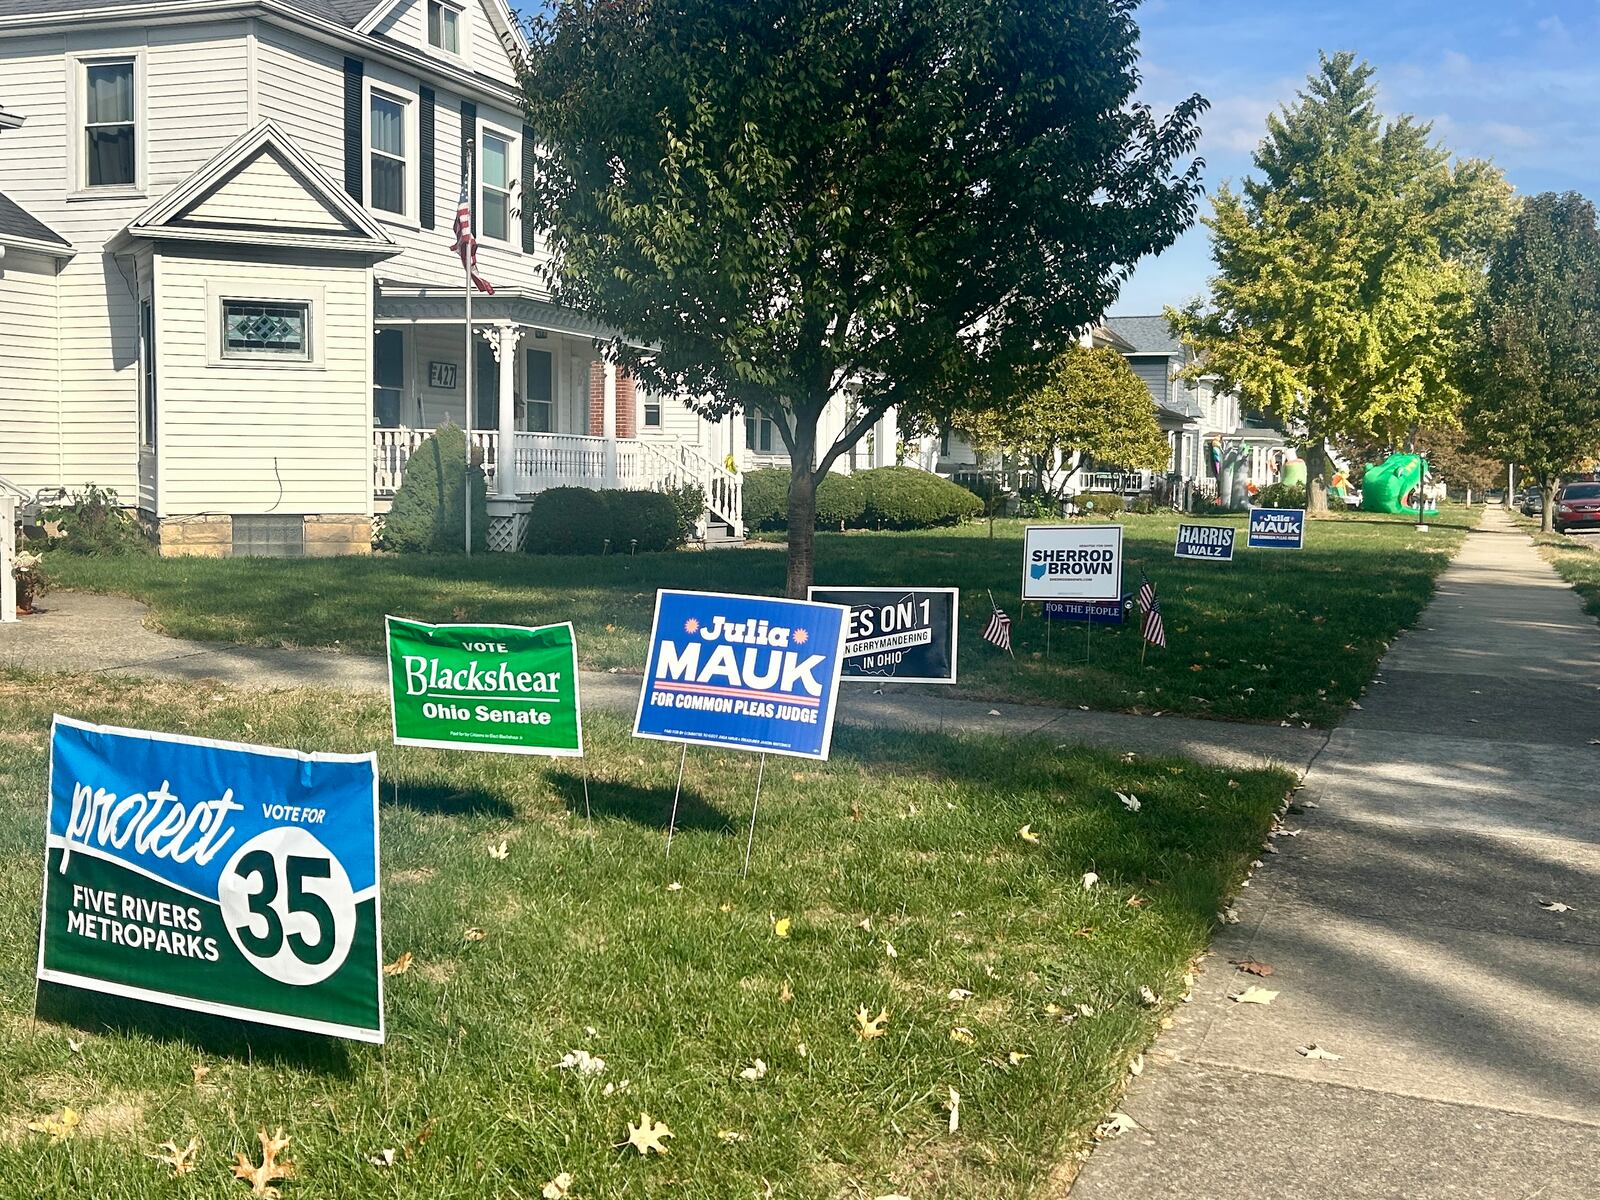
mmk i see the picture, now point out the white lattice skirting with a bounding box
[487,512,528,553]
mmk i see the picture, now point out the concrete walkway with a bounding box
[1071,505,1600,1199]
[0,591,1325,774]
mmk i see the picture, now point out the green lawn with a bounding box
[1508,512,1600,624]
[45,511,1467,726]
[0,670,1293,1198]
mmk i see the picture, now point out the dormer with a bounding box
[356,0,527,86]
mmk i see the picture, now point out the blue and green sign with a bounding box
[37,716,384,1043]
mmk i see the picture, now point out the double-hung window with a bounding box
[369,93,407,217]
[84,58,136,188]
[746,414,777,454]
[427,0,462,55]
[480,129,512,243]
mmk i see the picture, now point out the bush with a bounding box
[39,483,150,556]
[1253,482,1306,509]
[1075,491,1125,515]
[525,488,683,555]
[857,467,982,529]
[815,473,868,529]
[664,483,705,543]
[1128,495,1157,515]
[381,425,488,553]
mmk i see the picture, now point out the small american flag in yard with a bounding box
[452,167,494,294]
[982,604,1013,654]
[1137,570,1166,650]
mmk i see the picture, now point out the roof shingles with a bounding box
[0,190,68,247]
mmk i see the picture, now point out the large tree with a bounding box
[1463,192,1600,531]
[1169,52,1511,514]
[521,0,1205,594]
[946,345,1171,497]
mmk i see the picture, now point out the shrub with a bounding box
[525,488,683,555]
[39,483,150,556]
[857,467,982,529]
[664,483,705,543]
[381,425,488,553]
[1253,482,1306,509]
[814,473,868,529]
[741,469,789,531]
[1075,491,1125,515]
[1128,495,1157,515]
[1015,490,1059,519]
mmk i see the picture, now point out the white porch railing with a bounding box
[374,429,744,539]
[1076,470,1151,494]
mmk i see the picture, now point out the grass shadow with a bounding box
[548,769,734,835]
[34,982,360,1073]
[381,777,515,818]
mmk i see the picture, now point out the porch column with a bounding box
[603,362,618,486]
[874,407,899,467]
[490,324,523,496]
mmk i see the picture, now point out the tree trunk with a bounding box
[1542,479,1557,533]
[785,459,819,599]
[1305,439,1329,515]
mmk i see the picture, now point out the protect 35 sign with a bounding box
[1022,524,1124,601]
[807,587,958,684]
[1248,507,1306,550]
[634,590,848,759]
[37,717,384,1043]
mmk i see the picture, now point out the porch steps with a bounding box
[700,520,745,550]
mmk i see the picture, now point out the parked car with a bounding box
[1519,488,1544,516]
[1554,482,1600,533]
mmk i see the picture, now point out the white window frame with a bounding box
[68,49,146,199]
[477,123,517,248]
[206,281,326,370]
[746,414,778,455]
[425,0,467,62]
[365,82,416,225]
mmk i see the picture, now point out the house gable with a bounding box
[360,0,527,85]
[178,146,360,236]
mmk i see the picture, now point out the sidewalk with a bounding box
[1070,505,1600,1199]
[0,591,1325,774]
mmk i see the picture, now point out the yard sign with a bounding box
[386,616,583,756]
[37,716,384,1044]
[1247,507,1306,550]
[1021,524,1125,602]
[807,587,959,684]
[1175,523,1237,561]
[634,590,849,760]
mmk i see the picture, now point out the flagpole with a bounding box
[463,141,475,558]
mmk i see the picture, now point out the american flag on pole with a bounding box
[451,167,494,294]
[1137,569,1166,649]
[982,599,1013,655]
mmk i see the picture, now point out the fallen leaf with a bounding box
[856,1006,889,1039]
[738,1059,768,1082]
[368,1148,396,1170]
[622,1112,673,1156]
[488,840,510,860]
[665,881,683,892]
[463,926,487,942]
[1230,959,1274,977]
[191,1063,211,1086]
[1218,906,1241,924]
[601,1079,632,1097]
[1125,894,1147,908]
[1128,1053,1144,1076]
[1230,986,1279,1005]
[1297,1044,1342,1061]
[554,1049,606,1075]
[1018,823,1041,844]
[884,941,897,959]
[233,1128,294,1197]
[1095,1112,1138,1139]
[542,1171,575,1198]
[1539,900,1573,913]
[66,1037,83,1054]
[716,1129,747,1145]
[27,1108,79,1142]
[719,903,732,913]
[988,709,1002,716]
[1081,871,1099,890]
[383,952,414,976]
[772,916,792,939]
[796,1042,809,1057]
[946,1086,961,1134]
[1008,1050,1031,1067]
[947,987,974,1002]
[148,1136,200,1176]
[949,1026,975,1044]
[1076,1003,1095,1017]
[778,981,793,1003]
[1115,791,1142,813]
[857,917,873,931]
[1138,985,1159,1006]
[1043,1003,1066,1018]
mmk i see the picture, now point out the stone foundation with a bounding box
[303,514,374,557]
[156,514,374,557]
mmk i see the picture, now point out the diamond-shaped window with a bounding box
[222,300,309,358]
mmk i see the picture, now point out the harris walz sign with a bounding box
[634,590,848,760]
[386,616,583,756]
[37,716,384,1043]
[807,587,958,684]
[1175,522,1237,561]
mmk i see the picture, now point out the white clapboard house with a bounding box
[0,0,907,554]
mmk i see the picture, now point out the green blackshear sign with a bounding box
[386,616,584,756]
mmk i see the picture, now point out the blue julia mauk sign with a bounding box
[1248,507,1306,550]
[634,590,850,760]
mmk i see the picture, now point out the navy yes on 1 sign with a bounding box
[1248,507,1306,550]
[634,590,850,760]
[1175,523,1237,561]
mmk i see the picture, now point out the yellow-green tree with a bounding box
[951,346,1170,498]
[1170,53,1512,513]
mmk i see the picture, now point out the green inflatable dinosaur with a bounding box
[1361,453,1438,516]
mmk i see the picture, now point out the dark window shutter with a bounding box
[419,86,436,229]
[521,122,536,254]
[342,57,364,201]
[459,99,477,234]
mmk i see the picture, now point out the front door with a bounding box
[525,347,553,432]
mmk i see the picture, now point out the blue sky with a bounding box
[1118,0,1600,314]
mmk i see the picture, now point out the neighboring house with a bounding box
[0,0,870,554]
[1101,314,1286,493]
